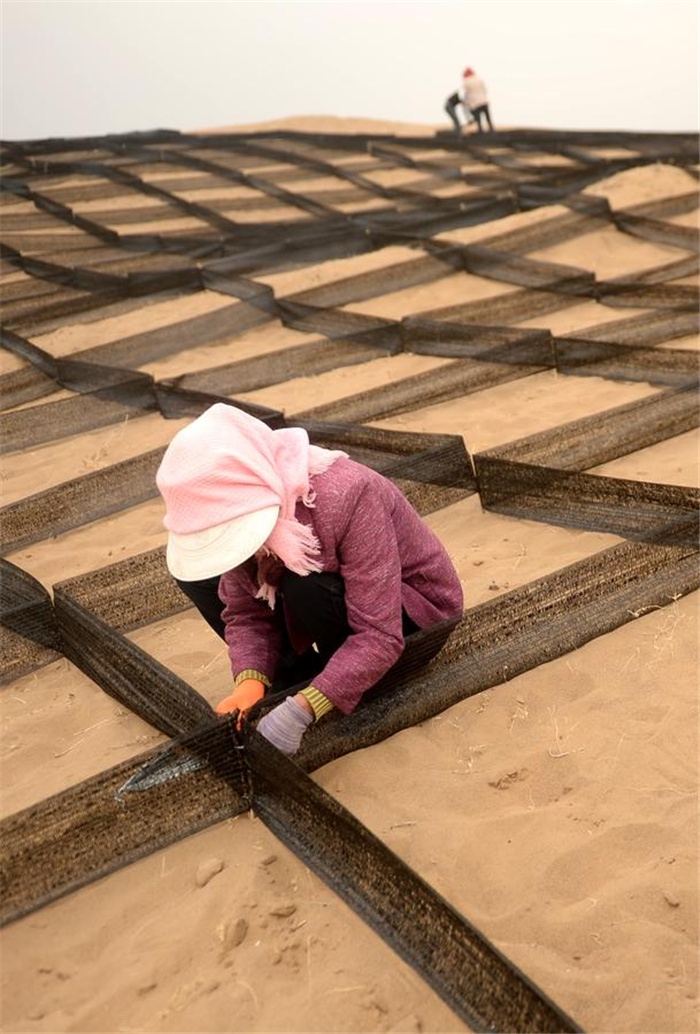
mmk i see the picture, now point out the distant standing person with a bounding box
[461,67,494,133]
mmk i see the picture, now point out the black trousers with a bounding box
[471,103,494,133]
[176,571,419,694]
[444,92,462,134]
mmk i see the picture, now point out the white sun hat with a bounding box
[165,504,280,582]
[156,403,345,589]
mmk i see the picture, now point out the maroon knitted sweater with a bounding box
[218,457,463,714]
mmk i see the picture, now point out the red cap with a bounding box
[463,67,474,77]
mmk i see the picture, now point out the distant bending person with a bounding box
[461,66,494,133]
[444,89,465,136]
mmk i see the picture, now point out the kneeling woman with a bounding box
[156,404,463,755]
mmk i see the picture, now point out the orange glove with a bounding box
[215,678,265,726]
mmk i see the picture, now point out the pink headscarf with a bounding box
[156,404,347,606]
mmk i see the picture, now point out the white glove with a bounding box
[256,697,313,755]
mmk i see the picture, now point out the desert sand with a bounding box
[0,116,698,1034]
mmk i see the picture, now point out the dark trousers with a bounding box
[176,571,419,694]
[444,92,462,134]
[471,104,494,133]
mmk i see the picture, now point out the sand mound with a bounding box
[196,114,439,136]
[1,117,698,1034]
[584,162,698,208]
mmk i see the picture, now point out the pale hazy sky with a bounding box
[1,0,698,141]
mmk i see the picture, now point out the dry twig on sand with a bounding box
[547,706,585,759]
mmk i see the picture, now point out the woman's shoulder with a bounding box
[309,457,396,525]
[313,456,387,498]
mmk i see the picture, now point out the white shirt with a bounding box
[461,74,488,109]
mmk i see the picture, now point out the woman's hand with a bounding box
[256,695,313,755]
[215,678,265,727]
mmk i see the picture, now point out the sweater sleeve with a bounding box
[218,565,283,684]
[310,483,406,715]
